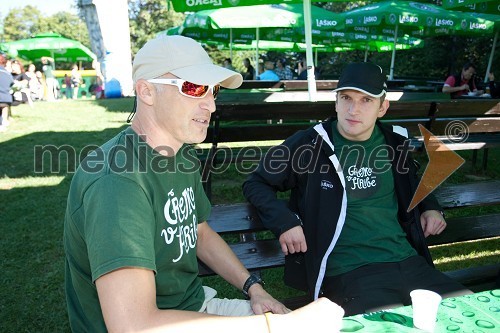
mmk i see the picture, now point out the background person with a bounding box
[71,64,82,99]
[64,35,344,333]
[0,53,13,129]
[487,72,499,98]
[275,58,293,80]
[64,74,72,99]
[10,60,32,106]
[244,62,472,316]
[41,56,57,101]
[257,61,279,81]
[223,57,235,71]
[442,62,482,98]
[242,58,255,80]
[25,64,41,101]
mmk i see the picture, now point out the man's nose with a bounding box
[348,102,361,114]
[202,94,216,113]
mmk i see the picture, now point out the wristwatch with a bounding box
[242,274,264,299]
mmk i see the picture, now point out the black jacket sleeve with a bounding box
[243,135,305,237]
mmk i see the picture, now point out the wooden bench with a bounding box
[200,180,500,309]
[235,80,338,91]
[199,97,500,197]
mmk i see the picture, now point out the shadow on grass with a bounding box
[93,96,135,113]
[0,125,135,330]
[0,126,128,178]
[1,178,72,331]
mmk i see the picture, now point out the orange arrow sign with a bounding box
[407,124,465,212]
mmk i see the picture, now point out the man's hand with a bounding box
[248,284,290,315]
[278,226,307,255]
[420,210,446,237]
[267,298,344,332]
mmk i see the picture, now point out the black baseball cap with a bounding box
[333,62,387,98]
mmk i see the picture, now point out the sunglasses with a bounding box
[147,79,220,100]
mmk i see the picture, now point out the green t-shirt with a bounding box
[326,122,416,277]
[43,59,55,79]
[64,127,211,332]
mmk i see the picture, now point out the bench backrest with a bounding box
[204,99,500,144]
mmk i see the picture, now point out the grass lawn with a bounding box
[1,99,498,331]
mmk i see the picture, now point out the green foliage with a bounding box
[1,6,45,41]
[128,0,185,54]
[40,11,90,47]
[1,1,497,81]
[1,4,87,44]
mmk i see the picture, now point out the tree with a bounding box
[1,5,89,46]
[40,11,90,47]
[128,0,185,54]
[2,6,45,41]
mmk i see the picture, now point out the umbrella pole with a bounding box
[255,27,259,80]
[303,0,317,102]
[389,24,398,80]
[364,44,368,62]
[230,28,233,61]
[484,29,498,83]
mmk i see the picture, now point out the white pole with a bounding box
[254,27,259,80]
[484,29,498,83]
[389,24,398,80]
[230,28,233,61]
[303,0,317,102]
[364,45,368,62]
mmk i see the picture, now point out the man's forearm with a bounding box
[197,222,250,290]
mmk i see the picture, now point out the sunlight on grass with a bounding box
[0,176,66,190]
[433,249,500,265]
[430,237,500,271]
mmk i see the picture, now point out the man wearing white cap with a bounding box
[64,35,344,332]
[244,62,471,317]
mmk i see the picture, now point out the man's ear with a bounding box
[135,79,155,106]
[378,99,389,118]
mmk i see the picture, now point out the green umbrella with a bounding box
[441,0,500,82]
[163,26,329,51]
[172,1,352,101]
[342,1,498,79]
[442,0,500,15]
[0,43,18,58]
[180,3,343,91]
[3,32,96,66]
[181,3,342,31]
[169,0,412,12]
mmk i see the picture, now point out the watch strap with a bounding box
[242,274,264,299]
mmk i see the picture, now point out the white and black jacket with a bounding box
[243,118,442,301]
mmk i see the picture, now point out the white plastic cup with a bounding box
[410,289,442,332]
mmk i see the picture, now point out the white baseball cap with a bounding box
[132,35,242,89]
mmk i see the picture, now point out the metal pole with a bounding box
[254,27,259,80]
[389,24,398,80]
[303,0,317,102]
[230,28,233,61]
[484,29,498,83]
